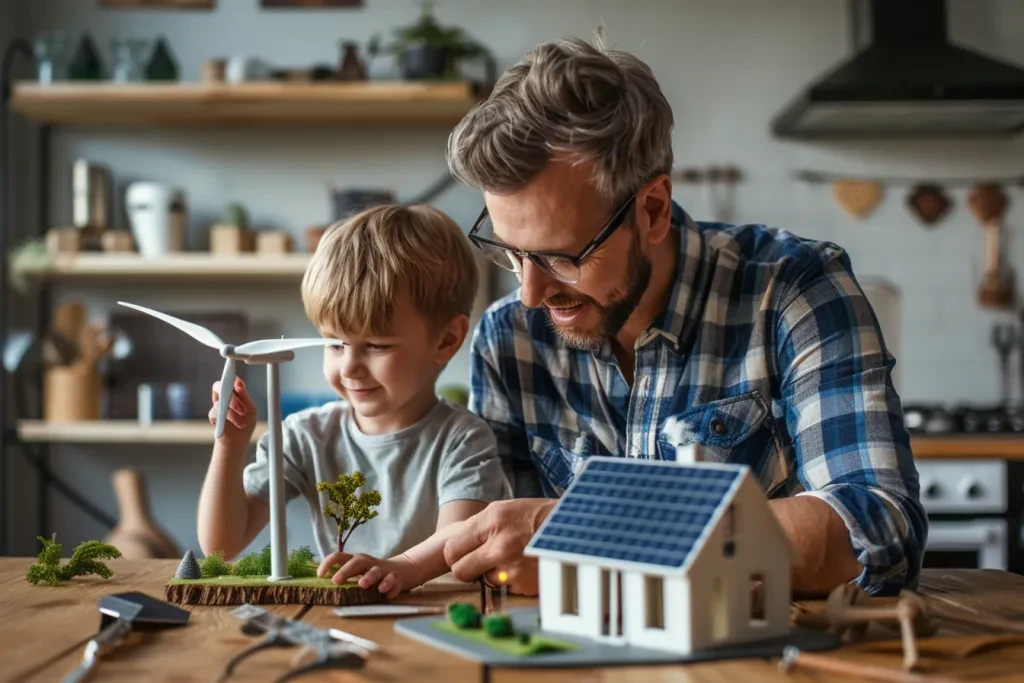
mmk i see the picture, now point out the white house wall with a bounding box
[623,572,692,653]
[538,558,605,639]
[686,477,792,651]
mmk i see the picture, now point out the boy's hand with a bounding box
[210,377,258,449]
[316,551,418,599]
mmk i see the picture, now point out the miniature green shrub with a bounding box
[447,602,481,629]
[26,534,121,586]
[259,544,272,574]
[288,546,317,578]
[517,632,531,645]
[199,551,232,578]
[483,614,513,638]
[232,551,265,576]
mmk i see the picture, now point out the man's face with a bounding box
[484,161,652,350]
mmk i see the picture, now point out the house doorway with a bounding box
[711,575,728,640]
[600,569,624,638]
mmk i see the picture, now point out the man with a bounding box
[442,36,925,598]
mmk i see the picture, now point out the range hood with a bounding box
[771,0,1024,138]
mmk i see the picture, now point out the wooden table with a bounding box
[3,559,1024,682]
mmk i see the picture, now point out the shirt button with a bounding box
[711,418,727,435]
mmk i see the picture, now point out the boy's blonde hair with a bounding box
[302,204,479,337]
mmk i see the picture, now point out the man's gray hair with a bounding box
[446,35,674,207]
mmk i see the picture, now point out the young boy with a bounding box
[196,204,511,597]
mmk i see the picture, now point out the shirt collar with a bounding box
[646,200,706,351]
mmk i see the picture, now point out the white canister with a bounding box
[125,182,187,257]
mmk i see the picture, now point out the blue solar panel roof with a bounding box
[526,458,745,571]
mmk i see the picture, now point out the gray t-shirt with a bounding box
[243,399,510,560]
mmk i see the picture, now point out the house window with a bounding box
[644,575,665,629]
[561,563,579,615]
[711,575,728,640]
[750,572,767,627]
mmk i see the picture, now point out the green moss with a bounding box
[232,552,265,576]
[26,534,121,586]
[288,546,317,578]
[199,551,232,578]
[448,602,481,629]
[483,614,513,638]
[433,621,579,656]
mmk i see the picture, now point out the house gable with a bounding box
[524,456,750,577]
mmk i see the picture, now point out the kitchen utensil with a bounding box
[906,184,951,226]
[72,159,112,234]
[832,179,883,220]
[126,182,186,257]
[53,300,87,359]
[62,592,190,683]
[969,183,1009,225]
[991,323,1016,407]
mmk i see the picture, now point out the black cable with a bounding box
[1,38,34,556]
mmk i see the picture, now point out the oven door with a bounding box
[924,519,1007,570]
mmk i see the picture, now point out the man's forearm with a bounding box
[770,496,862,596]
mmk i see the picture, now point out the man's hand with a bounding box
[442,498,556,596]
[316,551,418,599]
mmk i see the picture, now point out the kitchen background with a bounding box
[2,0,1024,570]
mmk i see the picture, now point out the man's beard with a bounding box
[544,233,652,351]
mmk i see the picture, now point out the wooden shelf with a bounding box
[14,252,310,281]
[9,81,477,126]
[17,420,267,444]
[911,434,1024,460]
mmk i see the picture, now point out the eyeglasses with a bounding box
[467,195,636,285]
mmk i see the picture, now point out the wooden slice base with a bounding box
[166,581,388,606]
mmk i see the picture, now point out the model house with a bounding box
[524,453,796,654]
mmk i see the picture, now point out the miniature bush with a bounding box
[26,534,121,586]
[447,602,481,629]
[259,544,272,574]
[199,551,232,578]
[483,614,513,638]
[288,546,317,578]
[518,632,531,645]
[232,551,265,576]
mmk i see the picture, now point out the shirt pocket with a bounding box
[656,390,788,496]
[529,433,594,497]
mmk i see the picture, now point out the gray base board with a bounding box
[395,607,841,668]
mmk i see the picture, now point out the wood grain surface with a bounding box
[4,559,1024,682]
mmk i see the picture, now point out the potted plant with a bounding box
[368,1,494,85]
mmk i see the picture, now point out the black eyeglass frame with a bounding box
[467,194,637,282]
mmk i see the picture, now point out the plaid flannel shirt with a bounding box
[469,201,926,596]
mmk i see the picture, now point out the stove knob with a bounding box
[923,482,942,499]
[961,480,984,499]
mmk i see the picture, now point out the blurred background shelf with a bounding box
[9,81,477,126]
[14,252,311,281]
[16,420,267,444]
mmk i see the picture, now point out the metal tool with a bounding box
[221,604,369,683]
[991,323,1016,407]
[62,592,190,683]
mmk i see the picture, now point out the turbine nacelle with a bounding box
[117,301,339,440]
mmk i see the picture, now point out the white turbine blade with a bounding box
[117,302,225,349]
[215,358,235,440]
[234,338,340,357]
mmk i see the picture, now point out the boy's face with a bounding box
[321,289,468,434]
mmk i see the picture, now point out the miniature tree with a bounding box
[316,471,381,553]
[26,534,121,586]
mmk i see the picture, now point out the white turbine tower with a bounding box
[119,301,340,581]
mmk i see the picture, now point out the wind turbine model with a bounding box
[118,301,341,581]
